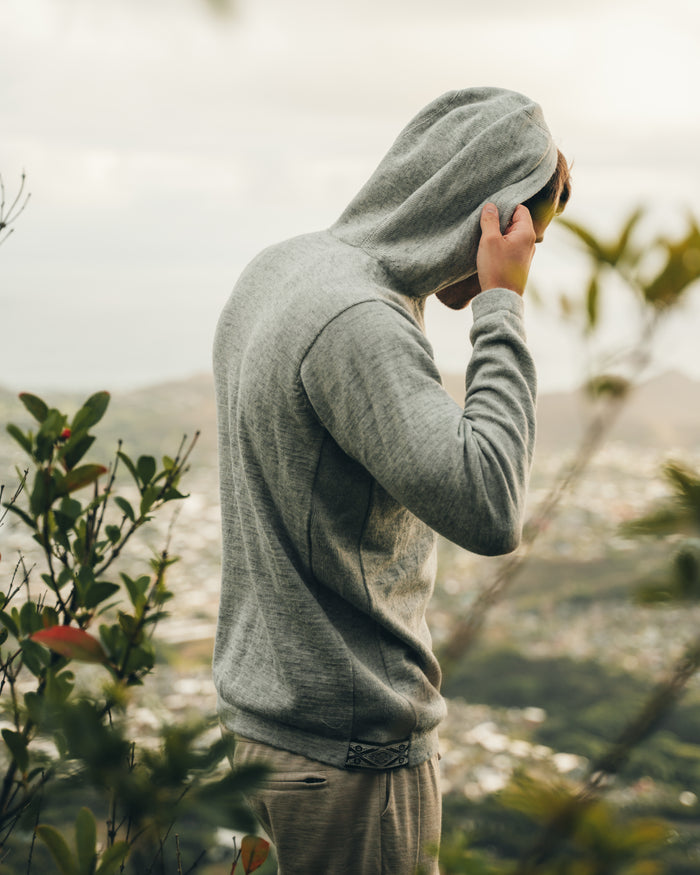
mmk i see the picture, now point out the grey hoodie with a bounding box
[213,88,557,769]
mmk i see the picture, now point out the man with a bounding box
[213,87,571,874]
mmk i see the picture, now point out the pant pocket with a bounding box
[261,772,329,791]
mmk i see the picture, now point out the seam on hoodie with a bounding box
[298,298,425,382]
[523,105,550,134]
[306,433,326,599]
[307,430,359,742]
[357,481,420,736]
[401,90,460,136]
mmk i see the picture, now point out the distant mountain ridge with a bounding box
[2,370,699,465]
[441,370,700,453]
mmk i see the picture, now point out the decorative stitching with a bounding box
[345,738,410,770]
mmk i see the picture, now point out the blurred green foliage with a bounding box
[438,207,700,874]
[1,393,263,873]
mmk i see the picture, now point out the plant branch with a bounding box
[514,633,700,873]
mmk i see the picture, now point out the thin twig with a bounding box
[176,834,183,875]
[181,849,206,875]
[25,777,44,874]
[0,469,29,528]
[514,633,700,873]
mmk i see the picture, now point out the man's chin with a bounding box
[435,286,472,310]
[435,275,481,310]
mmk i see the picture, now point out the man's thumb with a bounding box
[480,202,500,234]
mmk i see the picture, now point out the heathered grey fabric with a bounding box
[213,87,555,769]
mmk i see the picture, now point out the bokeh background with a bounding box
[3,3,700,871]
[2,0,700,392]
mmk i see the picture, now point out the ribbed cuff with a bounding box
[471,287,524,321]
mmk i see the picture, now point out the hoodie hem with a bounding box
[218,699,440,771]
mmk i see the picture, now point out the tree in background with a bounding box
[437,209,700,874]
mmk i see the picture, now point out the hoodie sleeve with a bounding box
[299,288,537,555]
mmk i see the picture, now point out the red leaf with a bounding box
[241,836,270,873]
[31,626,107,664]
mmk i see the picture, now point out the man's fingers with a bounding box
[476,202,537,297]
[504,204,535,241]
[479,202,500,236]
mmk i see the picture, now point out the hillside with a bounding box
[3,369,698,467]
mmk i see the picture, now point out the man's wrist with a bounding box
[471,287,525,321]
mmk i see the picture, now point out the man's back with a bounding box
[213,87,569,873]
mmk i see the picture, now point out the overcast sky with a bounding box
[2,0,700,394]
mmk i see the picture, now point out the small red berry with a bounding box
[59,428,72,440]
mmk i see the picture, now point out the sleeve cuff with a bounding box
[471,288,525,322]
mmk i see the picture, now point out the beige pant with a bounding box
[232,736,441,875]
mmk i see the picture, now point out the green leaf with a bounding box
[585,374,630,400]
[140,485,160,516]
[61,434,96,471]
[21,637,51,674]
[121,574,150,610]
[30,469,55,515]
[2,729,29,772]
[560,218,616,265]
[0,611,19,639]
[643,220,700,309]
[105,524,121,544]
[35,409,68,461]
[123,641,154,676]
[36,824,77,875]
[5,423,33,455]
[58,567,74,589]
[61,464,108,495]
[136,455,156,487]
[83,581,121,610]
[71,391,110,434]
[611,205,644,265]
[585,274,599,331]
[162,487,188,502]
[24,691,44,725]
[42,606,61,627]
[95,841,130,875]
[117,451,139,486]
[74,566,95,603]
[45,668,75,706]
[113,496,135,521]
[19,392,49,424]
[2,502,37,531]
[75,807,97,875]
[19,600,42,635]
[665,461,700,510]
[54,496,83,532]
[117,612,139,638]
[673,541,700,599]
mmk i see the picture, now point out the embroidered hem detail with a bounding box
[345,739,410,770]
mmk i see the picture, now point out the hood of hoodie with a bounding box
[330,87,557,299]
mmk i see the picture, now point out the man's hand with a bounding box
[476,203,536,297]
